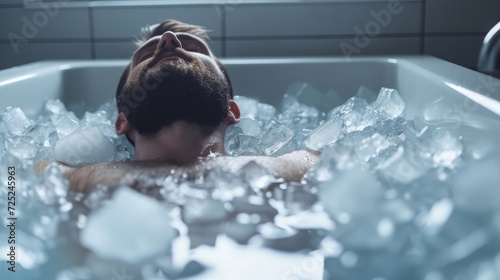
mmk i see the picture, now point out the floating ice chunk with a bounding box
[355,86,377,103]
[336,97,377,133]
[372,88,405,120]
[43,99,66,115]
[377,117,419,146]
[257,103,276,122]
[234,95,260,119]
[354,132,391,163]
[451,154,500,214]
[54,127,115,166]
[319,168,384,221]
[97,99,118,120]
[422,127,463,167]
[421,199,454,235]
[280,94,320,130]
[226,132,262,156]
[261,124,294,156]
[309,143,356,182]
[182,198,227,224]
[80,188,176,263]
[82,110,109,127]
[276,210,334,231]
[2,106,32,136]
[35,163,68,205]
[237,118,261,137]
[1,231,47,270]
[240,161,278,191]
[378,145,428,184]
[52,112,79,138]
[271,182,317,215]
[287,81,339,112]
[5,136,38,159]
[303,117,343,150]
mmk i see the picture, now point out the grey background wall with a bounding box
[0,0,499,71]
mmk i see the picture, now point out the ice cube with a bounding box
[234,95,260,119]
[421,127,463,167]
[451,154,500,214]
[319,168,384,221]
[286,81,337,112]
[280,94,320,131]
[54,127,115,166]
[43,99,66,115]
[5,136,38,159]
[303,117,343,150]
[308,143,357,182]
[372,88,405,120]
[35,163,68,205]
[336,97,377,133]
[226,132,262,156]
[82,110,109,127]
[377,117,419,146]
[354,132,391,163]
[240,161,278,191]
[80,187,176,263]
[182,198,227,224]
[2,106,32,136]
[261,124,294,156]
[377,145,428,184]
[53,112,80,138]
[271,182,317,215]
[97,99,118,120]
[237,118,261,137]
[256,103,276,122]
[355,86,378,103]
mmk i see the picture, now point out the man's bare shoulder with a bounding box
[36,150,320,193]
[208,150,320,181]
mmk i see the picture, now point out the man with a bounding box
[38,20,319,193]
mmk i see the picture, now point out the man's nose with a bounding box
[157,31,182,52]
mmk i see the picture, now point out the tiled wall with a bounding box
[0,0,499,70]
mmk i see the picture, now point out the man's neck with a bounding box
[132,121,226,164]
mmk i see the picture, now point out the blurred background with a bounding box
[0,0,499,71]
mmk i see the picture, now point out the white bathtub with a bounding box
[1,56,500,279]
[1,56,499,156]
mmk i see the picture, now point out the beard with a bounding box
[119,58,231,136]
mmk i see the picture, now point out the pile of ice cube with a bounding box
[0,81,499,280]
[0,99,133,166]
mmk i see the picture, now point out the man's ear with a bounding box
[115,112,132,135]
[226,100,240,123]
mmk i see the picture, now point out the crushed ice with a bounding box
[0,82,499,280]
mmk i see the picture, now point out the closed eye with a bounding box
[139,52,154,62]
[183,44,203,53]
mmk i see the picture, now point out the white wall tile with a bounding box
[95,39,222,58]
[226,37,421,57]
[0,42,91,70]
[0,7,90,39]
[226,2,422,37]
[424,36,484,68]
[425,0,500,33]
[92,5,223,39]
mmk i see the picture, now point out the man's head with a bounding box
[115,20,239,163]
